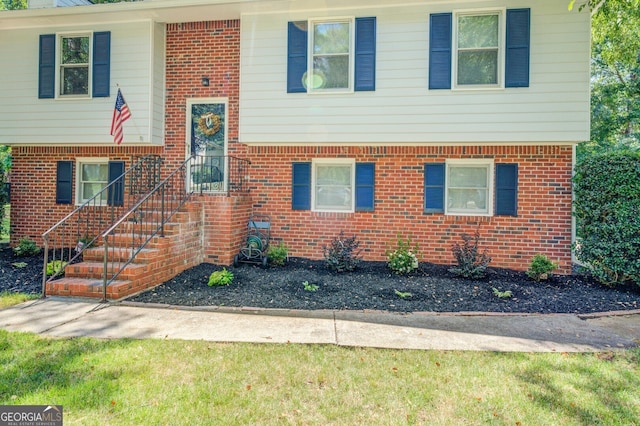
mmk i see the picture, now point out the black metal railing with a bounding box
[189,155,251,195]
[41,155,162,293]
[99,156,194,299]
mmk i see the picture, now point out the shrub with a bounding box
[46,260,67,277]
[323,231,361,272]
[449,231,491,279]
[526,254,558,281]
[208,268,234,287]
[13,238,41,257]
[573,151,640,286]
[386,235,419,275]
[267,242,288,267]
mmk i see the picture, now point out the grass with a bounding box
[0,328,638,425]
[0,292,39,309]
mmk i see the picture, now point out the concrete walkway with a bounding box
[1,297,639,352]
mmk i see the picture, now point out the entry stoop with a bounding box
[45,202,204,300]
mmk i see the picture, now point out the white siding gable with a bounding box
[239,0,590,145]
[0,20,165,146]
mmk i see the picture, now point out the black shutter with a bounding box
[355,163,375,211]
[287,22,308,93]
[56,161,73,204]
[107,161,125,207]
[292,162,311,210]
[93,31,111,97]
[424,163,445,213]
[428,13,452,90]
[505,9,530,88]
[39,34,56,99]
[354,17,376,92]
[495,163,518,216]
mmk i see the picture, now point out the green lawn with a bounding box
[0,327,638,425]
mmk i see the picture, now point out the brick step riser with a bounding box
[82,247,162,263]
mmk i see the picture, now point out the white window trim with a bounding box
[445,159,494,216]
[75,157,108,205]
[311,158,355,212]
[57,31,93,99]
[307,17,355,94]
[452,8,506,91]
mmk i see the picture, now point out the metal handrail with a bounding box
[41,155,162,294]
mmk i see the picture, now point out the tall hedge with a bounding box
[573,151,640,286]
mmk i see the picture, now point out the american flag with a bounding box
[110,88,131,144]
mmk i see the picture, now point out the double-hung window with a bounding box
[429,9,530,89]
[60,34,91,96]
[455,12,501,87]
[310,19,353,92]
[292,161,375,212]
[446,160,493,215]
[77,159,109,204]
[287,17,376,93]
[424,161,518,217]
[39,31,111,99]
[313,159,355,212]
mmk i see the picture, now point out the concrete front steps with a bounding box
[45,202,203,300]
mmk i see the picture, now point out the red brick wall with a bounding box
[164,20,245,169]
[10,146,161,246]
[248,145,574,273]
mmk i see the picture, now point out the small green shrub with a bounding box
[394,289,413,299]
[492,287,512,299]
[322,231,361,272]
[449,231,491,279]
[573,151,640,286]
[302,281,319,292]
[267,242,288,267]
[526,254,558,281]
[386,235,419,275]
[13,238,41,257]
[46,260,67,277]
[208,268,234,287]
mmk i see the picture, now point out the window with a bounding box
[39,31,111,99]
[310,20,352,91]
[77,159,108,204]
[60,35,90,96]
[455,12,501,87]
[424,161,518,216]
[287,17,376,93]
[292,161,375,212]
[313,159,354,211]
[429,9,530,90]
[446,160,493,215]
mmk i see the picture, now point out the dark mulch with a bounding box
[2,244,639,314]
[130,257,640,314]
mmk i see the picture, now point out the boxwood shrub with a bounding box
[573,151,640,286]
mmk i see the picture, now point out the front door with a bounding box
[187,98,228,192]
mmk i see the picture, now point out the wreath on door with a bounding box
[197,112,221,137]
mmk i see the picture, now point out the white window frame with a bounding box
[453,9,505,90]
[445,159,494,216]
[311,158,355,212]
[75,158,109,205]
[307,17,355,94]
[57,31,93,99]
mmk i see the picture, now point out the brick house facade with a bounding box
[2,0,589,285]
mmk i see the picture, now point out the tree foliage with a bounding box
[0,0,27,10]
[573,151,640,286]
[578,0,640,160]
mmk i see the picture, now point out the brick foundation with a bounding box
[248,145,574,274]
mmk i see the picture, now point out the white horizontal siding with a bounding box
[0,21,157,145]
[239,0,590,144]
